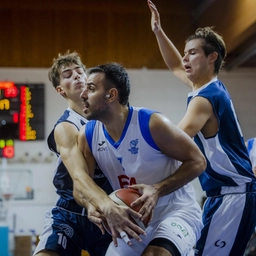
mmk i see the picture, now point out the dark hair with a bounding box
[48,50,86,88]
[186,27,226,73]
[87,63,130,106]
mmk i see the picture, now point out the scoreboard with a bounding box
[0,81,45,142]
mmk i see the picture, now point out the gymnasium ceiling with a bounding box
[0,0,256,70]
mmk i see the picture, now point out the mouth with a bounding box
[184,65,191,72]
[82,99,89,112]
[75,81,85,89]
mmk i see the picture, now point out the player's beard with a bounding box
[85,101,110,122]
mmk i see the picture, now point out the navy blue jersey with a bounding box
[187,79,255,192]
[47,107,112,201]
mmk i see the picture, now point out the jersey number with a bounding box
[57,233,67,249]
[118,175,136,188]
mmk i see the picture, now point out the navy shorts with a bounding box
[34,199,112,256]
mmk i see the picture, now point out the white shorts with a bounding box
[105,210,201,256]
[195,189,256,255]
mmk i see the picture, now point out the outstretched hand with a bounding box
[85,196,146,247]
[87,203,106,235]
[102,201,146,246]
[147,0,162,33]
[129,183,159,224]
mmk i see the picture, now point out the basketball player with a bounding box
[33,51,113,256]
[70,62,207,256]
[246,137,256,176]
[147,1,256,255]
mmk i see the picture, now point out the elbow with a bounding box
[198,155,207,175]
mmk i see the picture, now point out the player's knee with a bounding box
[143,237,181,256]
[34,250,59,256]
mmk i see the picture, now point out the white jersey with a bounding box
[85,106,202,224]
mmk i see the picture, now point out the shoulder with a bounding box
[136,107,160,132]
[57,108,87,129]
[196,80,227,100]
[189,95,213,110]
[136,107,158,122]
[54,121,81,148]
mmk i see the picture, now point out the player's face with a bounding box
[183,39,212,84]
[80,72,110,121]
[58,63,86,99]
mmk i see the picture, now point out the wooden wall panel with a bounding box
[1,0,256,69]
[0,0,197,69]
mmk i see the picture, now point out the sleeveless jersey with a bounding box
[85,106,202,223]
[187,78,256,193]
[247,137,256,168]
[47,107,112,201]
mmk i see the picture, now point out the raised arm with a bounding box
[147,0,192,87]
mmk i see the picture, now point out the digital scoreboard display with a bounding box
[0,81,45,141]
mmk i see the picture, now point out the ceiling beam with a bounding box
[195,0,256,53]
[225,42,256,70]
[192,0,217,18]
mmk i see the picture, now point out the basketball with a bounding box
[103,188,151,234]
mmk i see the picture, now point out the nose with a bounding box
[75,71,81,79]
[80,88,88,98]
[182,54,188,64]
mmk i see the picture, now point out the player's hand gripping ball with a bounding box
[103,188,151,234]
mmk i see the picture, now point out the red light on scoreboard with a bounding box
[13,112,19,123]
[0,139,14,158]
[5,86,19,98]
[0,81,15,89]
[3,146,14,158]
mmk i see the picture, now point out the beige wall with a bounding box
[0,67,255,234]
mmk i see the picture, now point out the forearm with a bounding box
[154,28,184,72]
[153,159,205,198]
[72,171,114,212]
[61,146,115,213]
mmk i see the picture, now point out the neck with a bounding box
[104,105,129,142]
[68,99,85,117]
[192,74,217,90]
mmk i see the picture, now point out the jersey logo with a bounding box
[128,139,139,154]
[97,141,108,152]
[171,221,189,238]
[58,224,74,238]
[98,141,106,146]
[214,239,226,248]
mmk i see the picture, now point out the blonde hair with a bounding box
[48,50,86,88]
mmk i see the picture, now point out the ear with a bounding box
[106,88,118,102]
[56,86,62,93]
[209,51,218,64]
[56,86,67,97]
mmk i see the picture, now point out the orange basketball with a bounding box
[103,188,151,234]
